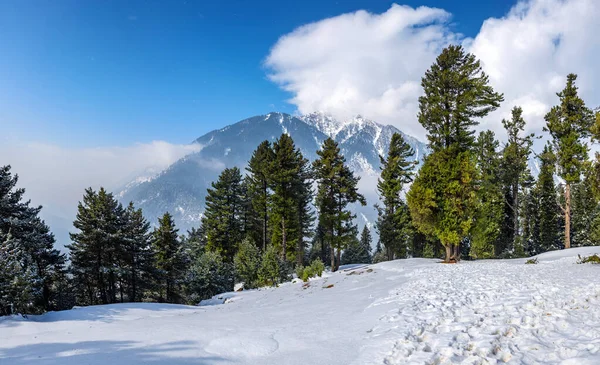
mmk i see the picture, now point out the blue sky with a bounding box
[0,0,516,147]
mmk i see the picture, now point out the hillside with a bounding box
[2,247,600,364]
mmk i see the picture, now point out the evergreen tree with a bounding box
[152,212,186,303]
[184,225,207,261]
[571,168,599,247]
[269,134,314,264]
[308,219,330,265]
[418,45,504,152]
[202,167,245,262]
[499,106,535,254]
[293,153,315,267]
[185,251,234,302]
[376,133,416,260]
[544,74,595,249]
[122,203,154,302]
[409,45,502,262]
[408,148,478,262]
[471,131,503,259]
[313,138,366,271]
[341,227,372,265]
[258,245,281,287]
[536,145,561,253]
[68,187,125,305]
[0,165,66,314]
[246,140,275,250]
[233,237,261,289]
[521,186,540,256]
[0,232,35,315]
[359,226,373,263]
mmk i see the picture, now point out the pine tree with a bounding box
[341,227,372,265]
[376,133,416,260]
[313,138,366,271]
[68,188,125,305]
[246,140,275,250]
[418,45,504,152]
[409,45,503,262]
[184,225,207,260]
[258,245,281,287]
[544,74,595,249]
[185,251,234,302]
[202,167,244,262]
[499,106,535,254]
[234,237,261,289]
[536,145,561,253]
[0,165,66,314]
[521,186,540,256]
[269,134,314,264]
[308,219,330,265]
[359,226,373,263]
[122,203,155,302]
[471,131,503,259]
[408,148,478,262]
[571,168,599,247]
[152,212,186,303]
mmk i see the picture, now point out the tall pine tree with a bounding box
[544,74,594,249]
[202,167,245,262]
[68,188,125,305]
[246,141,275,250]
[269,134,313,264]
[153,212,186,303]
[499,106,534,255]
[471,131,503,259]
[408,45,503,262]
[376,133,416,260]
[313,138,366,271]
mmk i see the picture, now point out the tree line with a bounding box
[2,44,600,315]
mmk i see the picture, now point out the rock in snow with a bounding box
[2,247,600,364]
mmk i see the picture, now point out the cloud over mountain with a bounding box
[266,0,600,141]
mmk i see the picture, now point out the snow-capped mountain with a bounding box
[118,112,428,233]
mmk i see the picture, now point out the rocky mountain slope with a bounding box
[118,112,428,233]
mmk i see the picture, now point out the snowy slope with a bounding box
[2,247,600,364]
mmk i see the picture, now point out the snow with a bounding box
[2,247,600,364]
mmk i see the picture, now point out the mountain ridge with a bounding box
[118,112,429,233]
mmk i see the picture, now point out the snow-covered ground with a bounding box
[1,247,600,365]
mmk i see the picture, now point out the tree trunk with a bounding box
[281,218,287,261]
[445,245,452,263]
[336,249,341,271]
[131,267,137,302]
[565,183,571,249]
[263,182,268,251]
[297,239,303,267]
[513,182,519,249]
[453,244,461,262]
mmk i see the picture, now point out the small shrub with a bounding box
[295,264,305,279]
[577,254,600,264]
[234,238,261,289]
[301,268,311,282]
[258,246,280,287]
[525,258,539,265]
[296,259,326,282]
[309,259,325,277]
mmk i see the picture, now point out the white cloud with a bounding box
[265,4,457,139]
[0,140,201,246]
[266,0,600,142]
[469,0,600,137]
